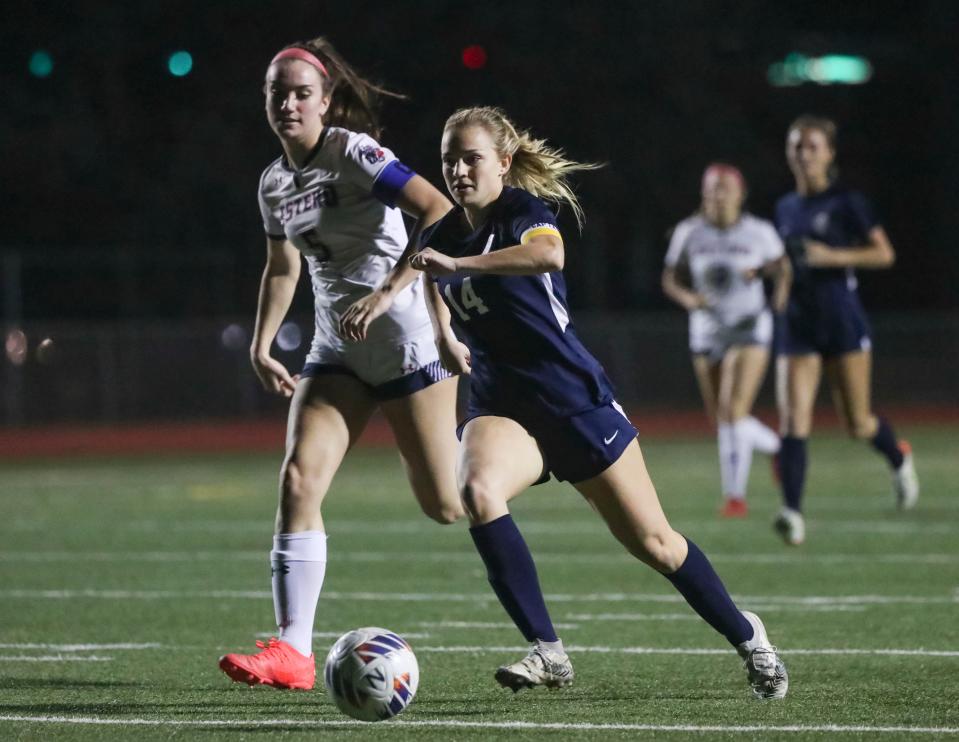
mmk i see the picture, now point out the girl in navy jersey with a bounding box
[411,106,788,699]
[663,164,791,518]
[218,37,463,691]
[772,115,919,546]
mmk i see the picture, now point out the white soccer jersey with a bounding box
[665,213,784,328]
[258,127,431,349]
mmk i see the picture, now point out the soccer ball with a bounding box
[323,627,419,722]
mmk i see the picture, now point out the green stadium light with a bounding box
[768,53,872,87]
[29,50,54,78]
[810,55,872,85]
[167,50,193,77]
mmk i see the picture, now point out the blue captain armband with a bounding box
[372,160,416,207]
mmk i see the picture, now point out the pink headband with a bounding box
[702,163,745,191]
[270,48,330,78]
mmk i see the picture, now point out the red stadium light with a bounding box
[461,45,487,70]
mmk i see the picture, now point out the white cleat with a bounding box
[893,442,919,511]
[773,507,805,546]
[737,611,789,700]
[494,644,574,692]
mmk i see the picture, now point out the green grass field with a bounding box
[1,427,957,740]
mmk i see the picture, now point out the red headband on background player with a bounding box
[270,48,330,78]
[701,163,746,191]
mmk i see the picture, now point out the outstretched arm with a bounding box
[340,176,453,341]
[411,234,564,277]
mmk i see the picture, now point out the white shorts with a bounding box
[302,325,452,401]
[689,309,773,363]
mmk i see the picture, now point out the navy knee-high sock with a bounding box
[665,538,753,647]
[871,417,905,469]
[469,515,557,643]
[779,435,807,512]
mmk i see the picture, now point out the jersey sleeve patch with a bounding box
[343,132,398,189]
[371,160,416,208]
[520,223,562,244]
[507,190,562,245]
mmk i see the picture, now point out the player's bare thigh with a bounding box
[458,415,546,525]
[573,439,687,573]
[776,353,821,437]
[691,354,721,422]
[277,373,377,533]
[720,344,770,422]
[379,377,463,524]
[825,350,878,439]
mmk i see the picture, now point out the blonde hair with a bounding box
[275,37,406,139]
[444,106,600,229]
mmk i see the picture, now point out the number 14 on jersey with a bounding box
[444,278,489,321]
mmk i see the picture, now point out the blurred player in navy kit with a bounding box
[773,115,919,546]
[411,106,788,700]
[663,164,791,518]
[218,37,464,691]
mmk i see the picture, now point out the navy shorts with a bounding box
[457,401,638,484]
[776,301,872,358]
[301,360,452,401]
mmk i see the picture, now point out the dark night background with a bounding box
[4,0,958,320]
[2,0,957,425]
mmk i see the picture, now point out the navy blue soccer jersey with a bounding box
[421,186,616,417]
[774,185,880,356]
[775,184,880,310]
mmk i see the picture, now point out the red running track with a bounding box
[0,406,956,461]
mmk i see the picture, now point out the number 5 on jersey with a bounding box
[445,278,489,321]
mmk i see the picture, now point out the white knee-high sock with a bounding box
[730,419,755,499]
[742,416,780,454]
[717,423,739,498]
[271,531,327,657]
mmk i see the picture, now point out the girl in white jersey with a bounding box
[662,164,791,517]
[218,37,462,690]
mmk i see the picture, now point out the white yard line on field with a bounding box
[417,620,581,629]
[415,645,959,657]
[0,643,160,650]
[0,655,113,662]
[253,631,433,640]
[114,518,959,536]
[1,549,956,565]
[1,588,957,607]
[0,715,957,735]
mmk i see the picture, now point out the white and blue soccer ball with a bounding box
[323,627,419,722]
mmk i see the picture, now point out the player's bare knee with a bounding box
[460,476,503,522]
[280,455,326,509]
[419,496,464,525]
[634,532,685,574]
[848,418,875,440]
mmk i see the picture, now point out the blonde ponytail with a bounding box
[444,107,600,229]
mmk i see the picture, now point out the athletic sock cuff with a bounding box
[272,531,328,562]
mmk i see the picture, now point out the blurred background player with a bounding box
[773,114,919,545]
[663,164,791,517]
[218,37,463,690]
[411,106,788,700]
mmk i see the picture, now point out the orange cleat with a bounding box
[219,637,315,690]
[720,498,748,518]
